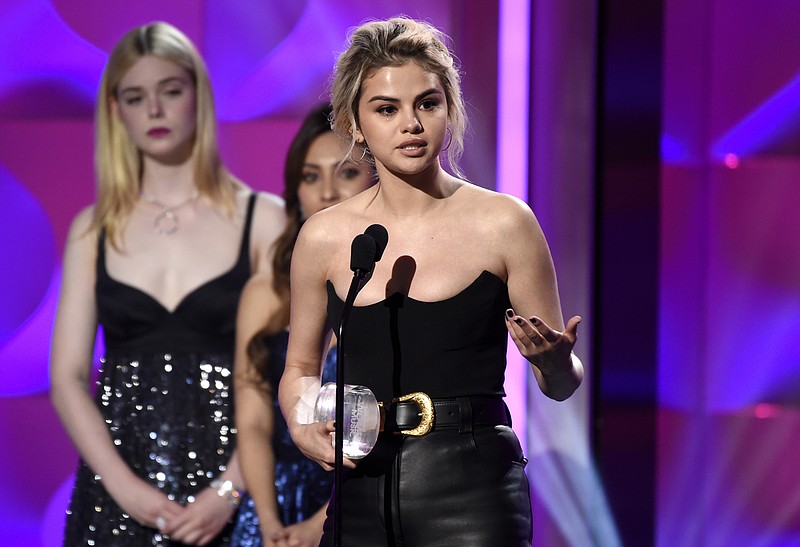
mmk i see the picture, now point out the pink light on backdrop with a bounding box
[497,0,530,201]
[660,1,800,544]
[521,0,617,543]
[497,0,530,453]
[711,74,800,160]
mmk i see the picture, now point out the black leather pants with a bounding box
[319,423,532,547]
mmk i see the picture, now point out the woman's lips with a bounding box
[397,139,427,156]
[147,127,171,138]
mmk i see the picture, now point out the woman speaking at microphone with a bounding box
[278,17,583,546]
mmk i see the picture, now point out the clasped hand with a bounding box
[113,476,236,545]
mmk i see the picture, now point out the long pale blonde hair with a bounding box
[92,21,237,248]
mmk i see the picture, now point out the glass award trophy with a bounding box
[313,382,380,459]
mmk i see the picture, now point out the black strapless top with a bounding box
[326,270,511,401]
[96,194,256,355]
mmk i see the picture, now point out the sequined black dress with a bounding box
[62,195,257,546]
[230,331,335,546]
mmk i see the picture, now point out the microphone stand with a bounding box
[332,226,386,547]
[333,259,372,547]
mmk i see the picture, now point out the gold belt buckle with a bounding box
[393,391,434,436]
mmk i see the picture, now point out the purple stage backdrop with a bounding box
[0,1,602,545]
[3,0,799,546]
[659,1,800,546]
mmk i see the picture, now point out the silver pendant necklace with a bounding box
[141,190,199,236]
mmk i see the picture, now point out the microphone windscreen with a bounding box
[350,233,377,273]
[364,224,389,262]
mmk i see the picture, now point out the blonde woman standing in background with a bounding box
[50,22,285,545]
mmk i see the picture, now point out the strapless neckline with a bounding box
[325,270,503,309]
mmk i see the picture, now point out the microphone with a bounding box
[365,223,388,263]
[333,224,389,547]
[349,224,388,278]
[349,233,377,278]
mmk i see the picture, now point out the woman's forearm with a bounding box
[537,353,584,401]
[278,368,322,431]
[237,423,283,529]
[51,377,139,495]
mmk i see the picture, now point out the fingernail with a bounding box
[506,309,514,318]
[530,317,540,325]
[514,318,523,325]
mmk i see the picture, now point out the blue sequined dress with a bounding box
[231,331,335,546]
[62,195,257,546]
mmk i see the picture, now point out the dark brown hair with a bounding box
[247,104,335,380]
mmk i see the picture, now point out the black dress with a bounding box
[321,270,532,547]
[62,194,257,546]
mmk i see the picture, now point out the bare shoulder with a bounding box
[252,190,285,212]
[239,271,281,313]
[457,183,540,233]
[230,178,283,212]
[237,272,284,340]
[241,271,274,300]
[291,201,360,282]
[59,205,100,287]
[298,195,364,244]
[250,190,286,227]
[249,190,287,238]
[296,206,345,249]
[70,204,96,231]
[66,205,99,247]
[482,185,532,212]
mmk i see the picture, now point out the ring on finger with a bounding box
[155,516,167,530]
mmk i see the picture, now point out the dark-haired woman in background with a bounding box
[232,104,375,547]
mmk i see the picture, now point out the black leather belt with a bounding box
[382,396,510,435]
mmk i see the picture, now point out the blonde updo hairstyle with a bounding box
[331,17,467,177]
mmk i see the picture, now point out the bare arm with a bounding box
[501,196,584,401]
[49,208,185,527]
[234,275,286,538]
[278,216,353,471]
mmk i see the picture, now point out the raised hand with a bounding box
[505,308,583,400]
